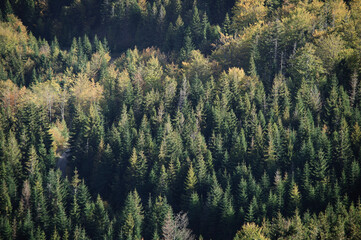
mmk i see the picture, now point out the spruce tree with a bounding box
[185,163,197,194]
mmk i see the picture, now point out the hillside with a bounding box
[1,0,361,239]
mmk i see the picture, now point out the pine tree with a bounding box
[26,145,39,177]
[351,122,361,159]
[201,13,210,43]
[334,118,354,172]
[289,183,301,214]
[127,148,147,190]
[222,13,231,36]
[274,170,285,212]
[179,29,194,61]
[18,209,34,239]
[185,163,197,194]
[4,131,21,181]
[70,194,80,226]
[238,177,248,209]
[188,192,201,234]
[83,35,92,59]
[121,190,144,240]
[205,173,223,238]
[0,180,11,217]
[310,150,328,181]
[191,5,202,43]
[245,196,258,223]
[3,0,13,17]
[326,76,341,129]
[147,195,172,239]
[174,15,185,50]
[32,173,48,230]
[220,183,235,238]
[77,180,91,220]
[93,195,110,239]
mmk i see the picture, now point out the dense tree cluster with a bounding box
[0,0,234,53]
[1,0,361,239]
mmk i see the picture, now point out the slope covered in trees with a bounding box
[1,0,361,239]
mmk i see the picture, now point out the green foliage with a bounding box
[120,190,144,240]
[0,1,361,239]
[234,222,268,240]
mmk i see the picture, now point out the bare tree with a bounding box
[178,76,189,111]
[162,211,195,240]
[350,70,358,107]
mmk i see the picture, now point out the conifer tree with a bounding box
[4,130,21,181]
[289,183,301,214]
[245,196,258,223]
[222,13,231,36]
[310,150,328,181]
[93,195,110,239]
[0,180,11,217]
[185,163,197,194]
[121,190,144,240]
[220,183,235,238]
[26,145,39,177]
[205,173,223,238]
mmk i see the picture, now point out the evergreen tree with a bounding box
[0,180,11,217]
[185,163,197,194]
[222,13,231,36]
[121,190,144,240]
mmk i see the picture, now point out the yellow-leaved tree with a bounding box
[234,223,269,240]
[0,79,28,116]
[30,80,60,121]
[232,0,267,31]
[71,73,103,110]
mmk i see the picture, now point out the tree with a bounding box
[120,190,144,240]
[223,13,231,36]
[3,0,13,17]
[205,173,223,238]
[220,183,236,238]
[310,150,328,181]
[288,43,325,90]
[30,80,60,121]
[83,35,92,59]
[234,222,269,240]
[0,216,12,240]
[351,122,361,158]
[289,183,301,214]
[26,145,39,177]
[92,195,110,239]
[71,73,103,110]
[143,56,163,91]
[232,0,267,31]
[246,196,258,223]
[146,195,172,239]
[4,131,21,181]
[316,33,345,73]
[191,6,202,43]
[185,163,197,194]
[127,148,147,190]
[334,118,354,172]
[32,173,49,230]
[0,180,11,217]
[162,211,194,240]
[179,29,194,61]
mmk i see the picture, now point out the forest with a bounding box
[1,0,361,239]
